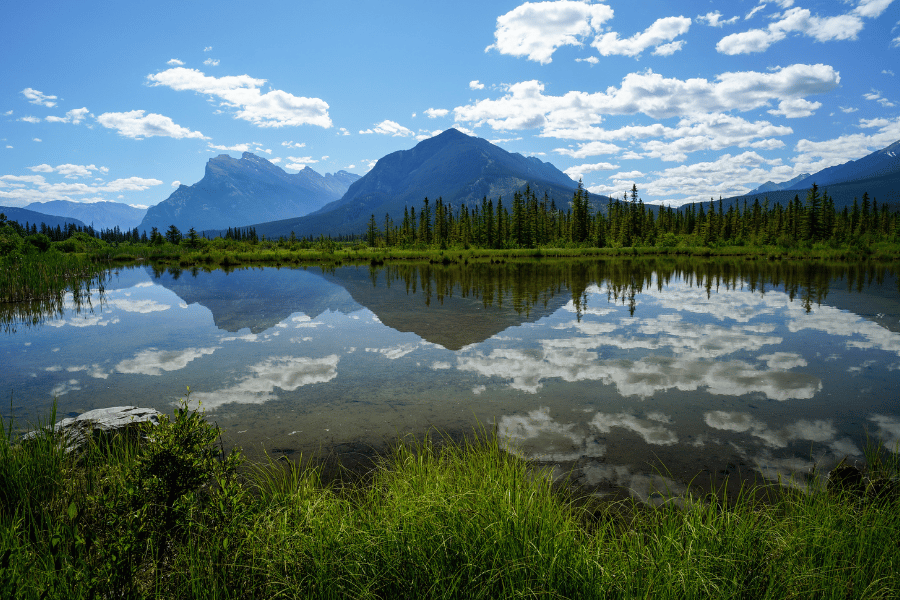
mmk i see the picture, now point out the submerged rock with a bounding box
[23,406,162,452]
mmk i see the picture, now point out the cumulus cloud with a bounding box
[21,88,57,107]
[0,171,163,206]
[863,90,896,107]
[486,0,614,64]
[593,16,691,58]
[564,162,619,179]
[424,108,449,118]
[146,67,332,128]
[203,58,220,66]
[469,80,485,90]
[167,58,185,66]
[18,116,41,123]
[717,3,890,55]
[359,120,414,136]
[453,65,839,133]
[698,11,739,27]
[27,163,102,179]
[553,141,620,158]
[768,98,822,118]
[96,110,207,139]
[45,107,90,125]
[285,156,318,169]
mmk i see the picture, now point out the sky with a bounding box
[2,0,899,211]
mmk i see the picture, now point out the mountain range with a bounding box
[139,153,361,233]
[726,140,900,210]
[23,200,145,231]
[247,128,585,239]
[5,132,900,237]
[0,206,88,232]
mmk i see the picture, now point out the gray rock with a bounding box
[24,406,162,452]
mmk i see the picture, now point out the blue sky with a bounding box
[2,0,899,211]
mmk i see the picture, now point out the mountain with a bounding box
[748,140,900,197]
[24,200,145,231]
[789,140,900,191]
[249,128,587,239]
[685,139,900,212]
[139,152,360,234]
[0,205,88,231]
[748,173,811,195]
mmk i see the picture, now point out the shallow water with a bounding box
[3,258,899,501]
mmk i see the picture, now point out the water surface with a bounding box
[3,258,899,501]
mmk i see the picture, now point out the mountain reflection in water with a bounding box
[2,258,899,501]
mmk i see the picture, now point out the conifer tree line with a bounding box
[3,180,897,251]
[364,182,899,249]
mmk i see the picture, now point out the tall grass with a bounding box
[2,401,898,598]
[0,251,107,303]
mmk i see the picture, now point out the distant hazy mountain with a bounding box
[748,139,900,196]
[250,128,588,239]
[789,140,900,191]
[24,200,145,231]
[0,205,88,231]
[748,173,811,195]
[139,152,360,233]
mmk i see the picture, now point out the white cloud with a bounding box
[554,141,620,158]
[33,138,41,142]
[48,163,98,178]
[19,116,41,123]
[22,88,57,107]
[643,151,787,205]
[204,58,220,66]
[564,162,619,179]
[864,90,896,107]
[454,65,839,132]
[286,156,318,169]
[27,164,54,173]
[768,98,822,118]
[593,16,692,58]
[203,46,212,52]
[717,3,887,55]
[45,107,90,125]
[576,56,599,64]
[469,80,485,90]
[840,106,859,113]
[487,0,615,64]
[167,58,185,66]
[359,119,414,137]
[698,11,739,27]
[424,108,449,118]
[97,110,207,139]
[282,140,306,149]
[171,180,181,187]
[146,67,332,128]
[99,177,164,192]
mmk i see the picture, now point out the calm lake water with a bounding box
[3,258,899,501]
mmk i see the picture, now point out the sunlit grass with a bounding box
[2,401,898,599]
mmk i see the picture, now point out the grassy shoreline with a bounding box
[2,403,898,599]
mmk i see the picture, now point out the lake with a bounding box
[3,258,899,502]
